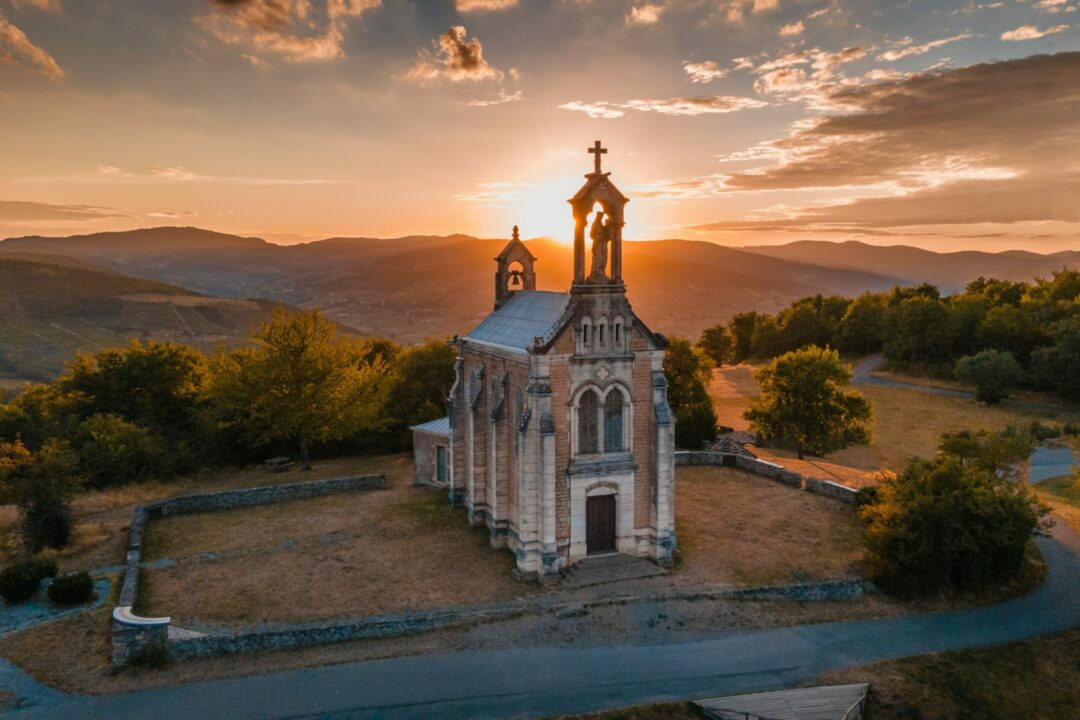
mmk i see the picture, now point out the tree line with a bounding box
[696,269,1080,405]
[0,309,454,550]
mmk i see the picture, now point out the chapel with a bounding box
[411,142,676,582]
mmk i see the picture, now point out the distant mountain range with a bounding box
[742,240,1080,293]
[1,227,1076,381]
[0,251,288,382]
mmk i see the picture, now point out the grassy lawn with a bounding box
[138,455,535,626]
[673,466,864,587]
[818,627,1080,719]
[709,364,1077,475]
[1037,472,1080,534]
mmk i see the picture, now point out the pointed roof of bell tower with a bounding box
[495,225,536,262]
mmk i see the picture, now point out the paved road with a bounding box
[1030,445,1077,484]
[8,522,1080,720]
[850,355,972,399]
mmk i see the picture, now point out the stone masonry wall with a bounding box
[113,473,386,665]
[674,451,858,504]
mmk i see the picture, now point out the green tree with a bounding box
[861,452,1048,595]
[726,312,760,363]
[744,346,873,459]
[207,310,392,469]
[663,337,717,448]
[386,338,456,443]
[697,324,734,368]
[73,413,168,487]
[0,439,82,551]
[1031,316,1080,401]
[955,349,1024,405]
[884,295,955,365]
[840,293,887,355]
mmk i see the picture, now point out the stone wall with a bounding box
[112,473,386,665]
[412,431,447,488]
[674,451,858,503]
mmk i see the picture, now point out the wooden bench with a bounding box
[264,457,295,473]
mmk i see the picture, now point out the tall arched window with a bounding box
[578,390,600,454]
[604,389,624,453]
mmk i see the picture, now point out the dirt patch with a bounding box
[673,466,864,586]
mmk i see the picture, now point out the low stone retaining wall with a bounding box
[112,473,386,665]
[675,451,858,503]
[161,576,867,662]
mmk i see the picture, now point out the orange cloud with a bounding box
[1001,24,1070,41]
[0,10,64,79]
[455,0,517,10]
[199,0,380,63]
[408,26,505,82]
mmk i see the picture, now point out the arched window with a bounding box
[578,390,600,454]
[604,389,624,453]
[613,317,624,349]
[581,317,592,352]
[598,320,606,348]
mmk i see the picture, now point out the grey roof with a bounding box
[464,290,570,353]
[697,684,868,720]
[410,416,450,436]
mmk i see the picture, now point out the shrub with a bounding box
[47,572,95,605]
[1029,421,1061,441]
[0,560,51,604]
[861,455,1049,596]
[74,413,168,488]
[853,486,880,510]
[22,498,73,551]
[674,400,718,450]
[955,349,1024,405]
[29,557,58,579]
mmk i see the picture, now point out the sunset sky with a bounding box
[0,0,1077,251]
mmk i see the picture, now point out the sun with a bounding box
[487,175,583,245]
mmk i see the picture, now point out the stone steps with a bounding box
[560,554,667,589]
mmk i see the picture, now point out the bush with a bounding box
[853,486,880,510]
[674,400,718,450]
[47,572,95,605]
[861,455,1049,596]
[74,413,168,488]
[0,560,52,604]
[1029,421,1061,441]
[955,349,1023,405]
[29,557,58,579]
[22,498,73,551]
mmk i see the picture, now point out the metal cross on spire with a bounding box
[588,140,607,174]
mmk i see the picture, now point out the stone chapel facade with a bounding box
[413,142,676,583]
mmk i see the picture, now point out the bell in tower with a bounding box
[493,225,537,310]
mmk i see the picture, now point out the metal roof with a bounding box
[463,290,570,354]
[410,416,450,436]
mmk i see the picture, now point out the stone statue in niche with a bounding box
[589,210,614,280]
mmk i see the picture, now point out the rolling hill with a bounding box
[742,240,1080,293]
[0,227,907,347]
[0,256,288,384]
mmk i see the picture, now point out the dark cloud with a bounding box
[408,26,504,82]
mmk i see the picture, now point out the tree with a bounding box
[744,346,873,459]
[861,451,1048,595]
[884,295,955,365]
[663,337,717,448]
[726,312,760,363]
[840,293,887,355]
[697,324,734,368]
[386,339,456,445]
[74,413,168,487]
[207,310,392,469]
[955,349,1024,405]
[0,439,82,551]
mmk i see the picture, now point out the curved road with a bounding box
[8,522,1080,720]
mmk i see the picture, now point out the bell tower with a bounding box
[569,140,629,288]
[494,225,537,310]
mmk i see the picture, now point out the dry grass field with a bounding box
[1036,473,1080,535]
[137,457,535,626]
[709,364,1077,476]
[673,466,864,587]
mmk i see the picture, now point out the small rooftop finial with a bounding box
[588,140,607,175]
[512,225,520,242]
